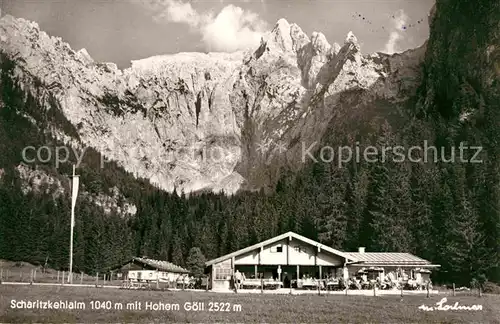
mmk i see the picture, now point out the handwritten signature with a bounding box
[419,297,483,311]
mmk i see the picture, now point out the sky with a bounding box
[1,0,435,69]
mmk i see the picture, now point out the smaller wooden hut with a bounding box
[116,257,189,282]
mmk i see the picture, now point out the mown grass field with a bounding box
[1,285,499,323]
[0,260,121,286]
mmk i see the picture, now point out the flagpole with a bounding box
[69,165,78,284]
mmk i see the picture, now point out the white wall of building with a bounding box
[127,270,184,282]
[233,238,344,266]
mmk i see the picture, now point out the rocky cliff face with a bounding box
[417,1,499,123]
[0,15,426,194]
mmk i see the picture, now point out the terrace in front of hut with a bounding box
[204,232,440,293]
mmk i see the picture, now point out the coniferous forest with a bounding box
[1,0,499,288]
[0,79,498,287]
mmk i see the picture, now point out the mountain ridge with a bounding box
[0,14,425,194]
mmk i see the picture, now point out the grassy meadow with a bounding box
[1,285,499,323]
[0,260,121,286]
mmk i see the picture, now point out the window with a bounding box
[215,268,232,280]
[294,246,301,252]
[271,245,283,253]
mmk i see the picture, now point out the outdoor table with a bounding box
[301,279,319,289]
[264,280,283,289]
[241,279,282,289]
[326,280,340,290]
[242,279,262,289]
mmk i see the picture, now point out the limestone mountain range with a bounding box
[0,14,428,194]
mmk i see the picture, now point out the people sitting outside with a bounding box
[401,269,409,281]
[371,277,381,289]
[384,271,397,289]
[380,277,391,290]
[185,275,190,288]
[325,275,341,290]
[196,276,205,289]
[176,275,185,289]
[300,274,324,289]
[349,278,362,290]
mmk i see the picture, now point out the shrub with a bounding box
[482,281,500,294]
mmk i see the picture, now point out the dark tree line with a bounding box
[0,125,498,286]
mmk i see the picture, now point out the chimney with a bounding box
[358,247,365,254]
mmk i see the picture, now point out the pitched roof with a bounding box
[206,231,358,266]
[132,257,190,273]
[344,252,437,266]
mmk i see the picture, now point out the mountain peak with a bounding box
[311,31,331,54]
[259,18,311,54]
[266,18,293,52]
[76,48,94,65]
[275,18,290,29]
[345,31,358,45]
[344,31,360,52]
